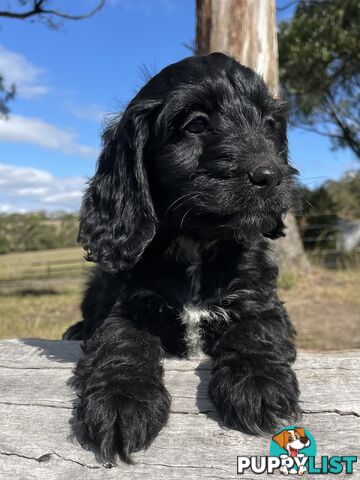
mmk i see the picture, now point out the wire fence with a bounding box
[0,248,89,294]
[0,214,359,294]
[298,214,360,269]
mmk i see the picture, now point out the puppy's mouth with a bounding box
[161,176,297,240]
[231,213,281,241]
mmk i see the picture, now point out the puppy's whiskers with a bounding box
[173,194,200,212]
[164,193,198,217]
[180,208,193,229]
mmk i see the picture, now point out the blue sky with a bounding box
[0,0,357,212]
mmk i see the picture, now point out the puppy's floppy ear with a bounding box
[79,100,160,272]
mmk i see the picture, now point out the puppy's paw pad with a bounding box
[209,365,300,434]
[74,382,171,463]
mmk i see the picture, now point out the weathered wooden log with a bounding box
[0,339,359,479]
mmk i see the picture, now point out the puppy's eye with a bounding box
[185,116,208,134]
[264,116,276,129]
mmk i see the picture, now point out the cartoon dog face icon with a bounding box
[272,427,311,457]
[272,428,311,475]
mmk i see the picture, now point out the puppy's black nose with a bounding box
[300,436,308,445]
[249,165,282,198]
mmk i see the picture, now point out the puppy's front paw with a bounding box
[73,380,171,463]
[209,362,300,434]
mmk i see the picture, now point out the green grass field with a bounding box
[0,247,359,349]
[0,247,86,338]
[0,284,82,339]
[0,247,86,282]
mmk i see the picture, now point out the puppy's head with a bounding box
[79,53,299,272]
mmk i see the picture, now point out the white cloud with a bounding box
[0,115,98,158]
[71,104,106,122]
[0,45,49,99]
[0,164,53,188]
[0,204,19,214]
[0,164,86,212]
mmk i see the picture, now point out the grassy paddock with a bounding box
[279,267,360,351]
[0,248,359,349]
[0,247,86,282]
[0,283,82,339]
[0,248,86,338]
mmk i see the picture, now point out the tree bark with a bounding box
[195,0,309,271]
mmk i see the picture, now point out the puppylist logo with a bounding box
[237,426,358,476]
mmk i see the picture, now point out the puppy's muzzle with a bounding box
[249,164,282,198]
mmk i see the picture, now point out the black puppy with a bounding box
[64,53,300,463]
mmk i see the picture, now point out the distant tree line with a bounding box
[299,170,360,250]
[0,212,79,254]
[0,171,359,255]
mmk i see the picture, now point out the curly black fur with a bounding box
[64,53,301,464]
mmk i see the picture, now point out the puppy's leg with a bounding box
[208,301,300,434]
[71,315,171,463]
[63,320,85,340]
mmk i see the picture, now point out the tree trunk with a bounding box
[196,0,309,271]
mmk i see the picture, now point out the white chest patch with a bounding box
[180,305,209,358]
[180,303,232,357]
[168,235,231,357]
